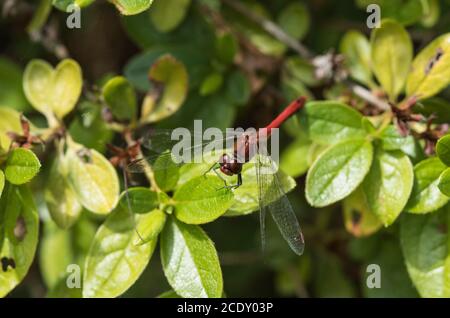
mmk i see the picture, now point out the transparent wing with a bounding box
[128,128,244,173]
[256,146,305,256]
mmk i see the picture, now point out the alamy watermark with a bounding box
[367,4,381,29]
[66,4,81,29]
[366,264,381,289]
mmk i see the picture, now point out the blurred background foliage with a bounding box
[1,0,450,298]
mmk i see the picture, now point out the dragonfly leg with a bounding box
[219,173,242,191]
[203,162,220,177]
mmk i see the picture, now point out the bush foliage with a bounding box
[0,0,450,298]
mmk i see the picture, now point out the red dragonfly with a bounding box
[128,97,306,255]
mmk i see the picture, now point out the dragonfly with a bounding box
[127,97,306,255]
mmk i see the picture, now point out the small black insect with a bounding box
[1,257,16,272]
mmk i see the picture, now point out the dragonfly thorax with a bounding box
[219,153,243,176]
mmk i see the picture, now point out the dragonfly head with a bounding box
[219,153,242,176]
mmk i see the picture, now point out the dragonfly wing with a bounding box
[256,150,305,256]
[129,129,242,173]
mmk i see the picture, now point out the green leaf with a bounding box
[0,57,30,111]
[200,73,224,97]
[45,152,82,229]
[0,185,39,297]
[302,101,366,145]
[421,0,440,27]
[406,33,450,100]
[226,160,296,216]
[225,1,286,57]
[0,170,4,198]
[157,290,181,298]
[282,57,319,87]
[173,175,234,224]
[119,187,158,214]
[39,220,74,288]
[52,0,94,11]
[437,135,450,166]
[306,139,374,207]
[343,187,382,237]
[280,139,311,178]
[153,154,180,191]
[0,107,22,150]
[438,168,450,197]
[149,0,191,32]
[380,125,409,151]
[356,0,424,26]
[83,208,157,298]
[401,205,450,297]
[67,145,119,214]
[5,148,41,185]
[109,0,153,15]
[161,217,223,298]
[277,2,310,40]
[102,76,137,121]
[340,30,374,87]
[415,97,450,124]
[215,33,238,66]
[224,70,251,106]
[135,209,166,245]
[361,149,414,226]
[371,20,412,101]
[23,59,82,119]
[68,101,114,152]
[141,55,188,123]
[406,157,449,213]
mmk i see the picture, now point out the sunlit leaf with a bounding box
[0,185,39,297]
[438,168,450,197]
[401,204,450,297]
[371,19,412,101]
[0,108,23,151]
[406,33,450,100]
[45,152,82,229]
[173,175,234,224]
[361,149,413,226]
[153,154,180,192]
[406,157,449,213]
[343,187,383,237]
[141,55,188,123]
[301,101,366,145]
[83,208,157,297]
[5,148,41,185]
[436,135,450,166]
[306,139,373,207]
[340,30,374,87]
[135,209,166,245]
[67,144,119,214]
[52,0,94,11]
[109,0,153,15]
[161,217,223,298]
[39,220,74,289]
[149,0,191,33]
[102,76,137,121]
[23,59,82,119]
[119,187,158,214]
